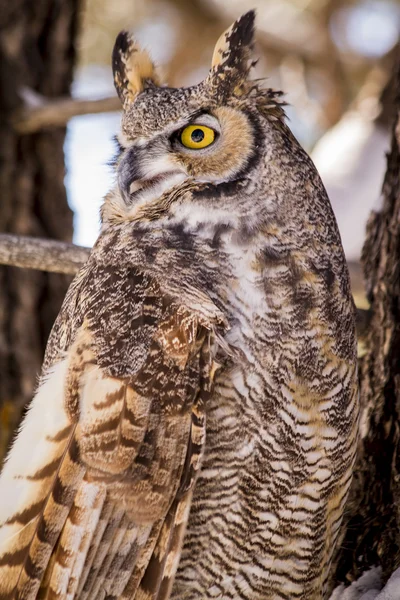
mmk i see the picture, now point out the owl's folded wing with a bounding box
[0,264,226,600]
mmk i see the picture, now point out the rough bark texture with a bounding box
[332,58,400,588]
[0,0,79,461]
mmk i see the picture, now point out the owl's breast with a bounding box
[174,236,359,599]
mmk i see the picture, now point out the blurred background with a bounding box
[67,0,399,276]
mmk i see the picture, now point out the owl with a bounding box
[0,11,358,600]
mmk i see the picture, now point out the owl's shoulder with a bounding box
[42,228,227,377]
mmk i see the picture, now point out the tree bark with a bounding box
[331,57,400,588]
[0,0,79,461]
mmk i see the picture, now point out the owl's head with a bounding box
[104,11,322,236]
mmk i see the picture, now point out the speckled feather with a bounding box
[0,10,358,600]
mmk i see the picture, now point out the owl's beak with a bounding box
[128,171,187,200]
[119,144,187,203]
[129,179,148,194]
[129,172,179,195]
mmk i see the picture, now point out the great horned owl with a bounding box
[0,11,358,600]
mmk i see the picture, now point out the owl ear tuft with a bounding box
[112,31,160,108]
[208,10,256,96]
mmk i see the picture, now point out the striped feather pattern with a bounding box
[173,240,359,599]
[0,261,225,599]
[0,360,85,600]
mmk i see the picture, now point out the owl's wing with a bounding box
[0,263,225,600]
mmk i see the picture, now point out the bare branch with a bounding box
[0,234,90,274]
[13,96,121,134]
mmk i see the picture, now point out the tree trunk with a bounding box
[0,0,79,460]
[331,57,400,588]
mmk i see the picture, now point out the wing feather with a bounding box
[15,431,84,600]
[75,499,114,597]
[82,505,125,600]
[101,518,138,596]
[0,360,85,600]
[42,480,105,600]
[0,263,226,599]
[65,483,106,600]
[119,523,164,600]
[137,391,207,600]
[86,511,130,600]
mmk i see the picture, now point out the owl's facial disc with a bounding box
[118,106,256,207]
[171,107,255,183]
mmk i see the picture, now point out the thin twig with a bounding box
[0,234,90,274]
[13,96,121,134]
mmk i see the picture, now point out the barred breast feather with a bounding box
[0,245,226,600]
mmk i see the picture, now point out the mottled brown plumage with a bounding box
[0,10,358,600]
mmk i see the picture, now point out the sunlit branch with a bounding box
[13,96,121,134]
[0,234,90,274]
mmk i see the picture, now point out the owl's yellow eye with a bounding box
[180,125,216,149]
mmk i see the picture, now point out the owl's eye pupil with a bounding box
[191,129,205,143]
